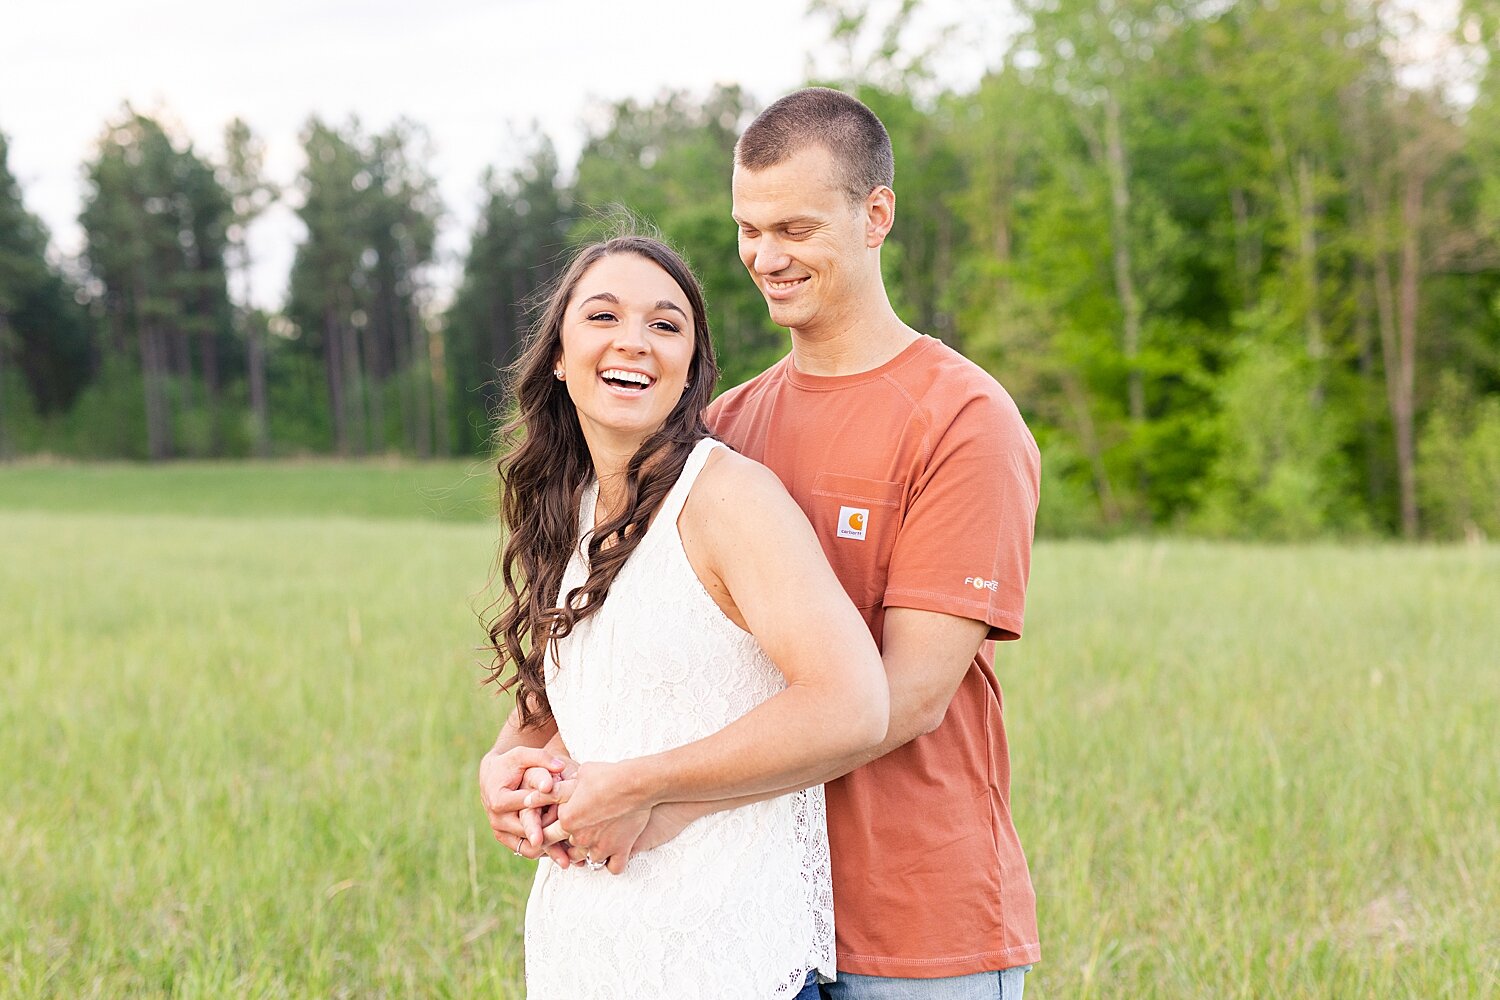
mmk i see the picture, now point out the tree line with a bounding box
[1,0,1498,540]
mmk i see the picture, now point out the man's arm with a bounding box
[616,605,987,852]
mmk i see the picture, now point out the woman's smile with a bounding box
[557,254,695,454]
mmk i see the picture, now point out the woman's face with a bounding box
[556,253,696,456]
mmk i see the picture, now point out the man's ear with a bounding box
[865,186,895,248]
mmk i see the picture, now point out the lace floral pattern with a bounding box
[525,439,834,999]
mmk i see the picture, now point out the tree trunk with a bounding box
[1297,154,1324,403]
[410,308,433,458]
[1103,91,1145,429]
[1229,186,1259,308]
[391,293,418,453]
[428,320,450,456]
[0,312,10,460]
[934,207,955,347]
[1061,373,1120,527]
[343,310,368,457]
[324,306,348,455]
[1393,169,1423,538]
[202,323,221,455]
[1353,266,1385,513]
[142,325,173,461]
[247,314,270,458]
[172,327,193,398]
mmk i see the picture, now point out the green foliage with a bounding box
[287,116,443,456]
[1195,306,1363,539]
[265,348,333,454]
[78,108,235,460]
[1418,374,1500,539]
[0,129,94,450]
[54,356,148,459]
[9,4,1500,541]
[444,135,571,455]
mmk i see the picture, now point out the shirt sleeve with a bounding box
[882,388,1040,641]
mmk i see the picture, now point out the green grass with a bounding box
[2,463,1497,998]
[0,458,498,522]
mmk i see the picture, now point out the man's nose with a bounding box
[753,237,791,275]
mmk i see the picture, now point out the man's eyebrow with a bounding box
[733,215,820,229]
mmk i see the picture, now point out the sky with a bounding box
[0,0,1003,310]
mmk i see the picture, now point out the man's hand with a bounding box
[633,801,708,855]
[478,746,571,861]
[538,761,654,875]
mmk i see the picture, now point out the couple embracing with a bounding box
[478,88,1041,1000]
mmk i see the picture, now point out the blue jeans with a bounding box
[820,965,1030,999]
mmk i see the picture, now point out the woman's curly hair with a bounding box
[482,236,720,730]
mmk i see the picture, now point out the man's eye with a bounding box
[786,229,811,239]
[587,311,617,322]
[739,228,758,238]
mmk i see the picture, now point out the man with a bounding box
[483,88,1041,998]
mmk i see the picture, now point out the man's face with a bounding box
[731,144,873,335]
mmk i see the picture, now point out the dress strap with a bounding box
[651,437,722,533]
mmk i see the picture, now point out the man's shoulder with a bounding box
[706,356,789,427]
[892,337,1032,443]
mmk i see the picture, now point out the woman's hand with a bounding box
[478,746,572,860]
[538,761,655,875]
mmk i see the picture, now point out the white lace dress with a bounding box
[524,437,834,999]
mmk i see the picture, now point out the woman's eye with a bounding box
[587,311,617,322]
[651,320,681,333]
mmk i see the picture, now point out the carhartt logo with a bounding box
[965,576,999,592]
[837,506,869,540]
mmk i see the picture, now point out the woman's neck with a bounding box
[586,437,638,524]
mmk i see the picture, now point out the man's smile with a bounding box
[764,275,810,298]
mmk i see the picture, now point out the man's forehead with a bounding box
[731,157,846,219]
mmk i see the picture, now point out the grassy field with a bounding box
[1,462,1497,998]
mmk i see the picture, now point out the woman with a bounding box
[477,236,888,998]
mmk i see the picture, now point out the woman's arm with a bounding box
[547,450,889,869]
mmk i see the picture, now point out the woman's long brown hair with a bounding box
[483,236,720,730]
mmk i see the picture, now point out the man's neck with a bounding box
[789,304,920,377]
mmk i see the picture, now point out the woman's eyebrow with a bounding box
[577,292,620,310]
[655,300,688,319]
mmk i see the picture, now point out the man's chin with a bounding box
[764,301,803,330]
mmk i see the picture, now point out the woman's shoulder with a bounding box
[694,442,790,506]
[682,442,809,548]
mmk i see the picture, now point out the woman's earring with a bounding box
[553,368,565,381]
[683,381,692,390]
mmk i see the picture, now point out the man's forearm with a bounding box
[490,706,558,755]
[626,680,885,811]
[647,692,934,823]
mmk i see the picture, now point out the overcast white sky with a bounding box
[0,0,1004,310]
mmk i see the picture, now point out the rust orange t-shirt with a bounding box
[707,335,1042,978]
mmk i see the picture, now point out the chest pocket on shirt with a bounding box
[810,473,904,611]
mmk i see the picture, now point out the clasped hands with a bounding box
[480,747,697,875]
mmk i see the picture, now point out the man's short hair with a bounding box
[735,88,894,205]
